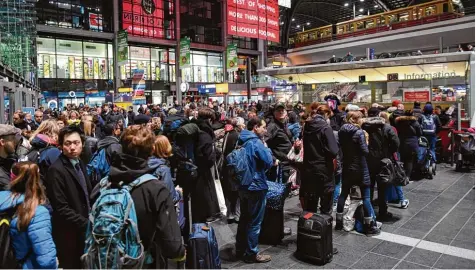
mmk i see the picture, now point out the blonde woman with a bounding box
[80,117,98,165]
[336,111,380,236]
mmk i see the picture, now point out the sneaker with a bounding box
[376,221,383,229]
[400,199,410,209]
[283,227,292,235]
[377,212,400,223]
[243,253,271,263]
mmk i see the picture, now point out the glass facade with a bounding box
[121,46,175,82]
[36,0,113,32]
[180,0,222,46]
[228,36,258,50]
[181,51,223,83]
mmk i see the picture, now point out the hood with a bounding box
[148,157,167,169]
[362,117,386,128]
[0,192,23,212]
[340,123,361,135]
[97,136,120,150]
[212,122,225,131]
[396,116,417,123]
[304,115,328,135]
[30,134,57,149]
[195,118,215,138]
[109,153,155,185]
[238,130,259,144]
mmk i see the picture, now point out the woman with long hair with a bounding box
[0,162,57,269]
[80,116,98,165]
[336,111,380,236]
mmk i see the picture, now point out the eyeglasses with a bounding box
[63,141,81,147]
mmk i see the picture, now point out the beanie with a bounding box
[424,104,433,114]
[391,100,401,107]
[368,107,381,117]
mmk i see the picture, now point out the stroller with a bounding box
[416,137,437,179]
[454,131,475,172]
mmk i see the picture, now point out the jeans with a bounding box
[333,174,342,204]
[401,150,416,178]
[425,135,437,160]
[394,185,405,201]
[236,190,267,257]
[337,184,376,219]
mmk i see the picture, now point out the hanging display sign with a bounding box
[117,30,129,65]
[198,84,217,94]
[227,44,238,72]
[179,37,191,69]
[403,89,430,102]
[216,83,229,94]
[122,0,164,38]
[227,0,280,42]
[132,69,147,105]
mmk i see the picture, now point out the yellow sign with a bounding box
[114,102,132,110]
[118,87,132,93]
[216,83,229,94]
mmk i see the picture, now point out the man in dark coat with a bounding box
[362,108,400,222]
[0,125,22,190]
[46,126,92,269]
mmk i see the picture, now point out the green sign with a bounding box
[179,37,191,69]
[227,44,238,72]
[117,30,128,65]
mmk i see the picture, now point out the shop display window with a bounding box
[83,42,108,80]
[169,50,176,82]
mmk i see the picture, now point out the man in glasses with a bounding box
[46,125,92,269]
[0,124,22,190]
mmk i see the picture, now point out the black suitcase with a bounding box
[259,208,284,245]
[296,212,333,265]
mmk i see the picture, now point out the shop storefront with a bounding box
[121,46,175,82]
[227,55,257,84]
[181,51,224,83]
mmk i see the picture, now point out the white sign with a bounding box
[278,0,291,8]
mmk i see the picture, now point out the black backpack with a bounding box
[368,127,389,160]
[0,210,29,268]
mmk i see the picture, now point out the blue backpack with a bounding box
[421,115,436,135]
[226,142,252,186]
[186,224,221,269]
[81,174,157,269]
[87,148,110,185]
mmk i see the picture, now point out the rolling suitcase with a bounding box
[296,212,333,265]
[185,196,221,269]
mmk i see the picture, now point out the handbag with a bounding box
[266,165,291,211]
[287,140,303,163]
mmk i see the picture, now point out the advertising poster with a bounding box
[132,69,147,105]
[89,13,103,31]
[122,0,164,38]
[227,0,280,42]
[227,44,238,72]
[117,30,129,65]
[403,89,430,102]
[179,37,190,69]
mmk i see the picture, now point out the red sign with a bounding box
[227,0,280,42]
[122,0,164,38]
[403,90,430,102]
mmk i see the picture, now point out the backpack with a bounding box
[368,127,388,160]
[173,123,200,190]
[163,118,187,140]
[0,210,29,268]
[81,174,157,269]
[421,115,436,135]
[226,141,252,187]
[87,147,110,186]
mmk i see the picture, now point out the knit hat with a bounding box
[134,114,151,125]
[391,100,401,107]
[424,104,433,114]
[368,107,381,117]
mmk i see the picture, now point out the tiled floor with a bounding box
[213,165,475,269]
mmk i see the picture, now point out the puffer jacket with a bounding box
[362,117,400,160]
[148,157,181,204]
[395,116,422,152]
[0,192,57,269]
[27,134,61,181]
[390,109,404,127]
[238,130,274,191]
[80,136,98,165]
[265,118,292,163]
[338,124,370,187]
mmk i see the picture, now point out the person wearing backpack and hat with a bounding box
[419,104,441,162]
[0,125,23,191]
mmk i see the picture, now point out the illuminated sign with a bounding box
[122,0,164,38]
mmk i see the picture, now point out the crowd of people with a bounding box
[0,94,452,268]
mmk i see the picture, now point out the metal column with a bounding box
[175,0,182,105]
[470,53,475,126]
[113,0,121,91]
[246,57,251,103]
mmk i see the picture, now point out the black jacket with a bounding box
[221,129,240,192]
[395,116,422,153]
[127,111,135,125]
[97,136,122,163]
[80,136,98,165]
[106,112,125,124]
[330,110,345,131]
[362,117,400,160]
[390,109,404,127]
[338,124,371,187]
[0,156,15,191]
[46,154,92,269]
[265,117,292,163]
[108,153,185,265]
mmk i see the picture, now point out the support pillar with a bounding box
[113,0,121,92]
[175,0,182,105]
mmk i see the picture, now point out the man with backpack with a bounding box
[362,108,400,222]
[83,125,185,269]
[419,104,441,161]
[163,108,186,141]
[235,117,274,263]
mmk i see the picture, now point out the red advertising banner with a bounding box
[227,0,280,42]
[403,90,430,102]
[122,0,164,38]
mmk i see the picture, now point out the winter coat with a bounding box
[0,193,57,269]
[106,112,125,124]
[265,118,292,163]
[395,116,422,154]
[221,128,240,192]
[330,110,345,131]
[338,124,371,187]
[238,130,274,191]
[109,153,185,265]
[192,119,221,222]
[0,156,14,191]
[333,131,343,176]
[301,115,339,195]
[127,111,135,126]
[45,154,92,269]
[80,136,98,165]
[390,109,404,127]
[287,122,301,142]
[96,136,122,163]
[413,107,423,119]
[148,157,181,204]
[362,117,400,175]
[27,134,61,181]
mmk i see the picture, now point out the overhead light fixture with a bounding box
[360,0,364,2]
[344,3,349,6]
[292,18,295,21]
[296,25,300,28]
[374,5,378,8]
[359,8,364,12]
[306,22,310,25]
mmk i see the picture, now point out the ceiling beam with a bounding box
[294,13,334,25]
[374,0,390,11]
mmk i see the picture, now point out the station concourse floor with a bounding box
[212,165,475,269]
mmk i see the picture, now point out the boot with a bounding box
[335,212,344,230]
[364,217,380,236]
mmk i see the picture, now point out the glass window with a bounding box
[129,46,151,79]
[169,50,176,82]
[425,6,436,16]
[366,20,375,28]
[356,21,365,30]
[83,42,107,80]
[56,39,83,79]
[399,12,409,21]
[388,14,398,23]
[337,26,345,34]
[108,44,114,80]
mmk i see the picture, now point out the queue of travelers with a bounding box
[0,95,453,268]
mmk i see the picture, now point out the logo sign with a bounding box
[227,44,238,72]
[122,0,164,38]
[141,0,156,14]
[387,73,399,81]
[274,84,297,91]
[198,84,217,94]
[179,37,191,69]
[89,13,103,31]
[132,69,147,105]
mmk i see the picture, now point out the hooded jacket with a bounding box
[80,136,98,165]
[395,116,422,152]
[390,109,404,127]
[265,117,292,163]
[0,192,57,269]
[338,124,370,187]
[238,130,274,191]
[362,117,400,161]
[28,134,61,180]
[109,153,185,264]
[303,115,339,168]
[96,136,122,163]
[148,157,181,204]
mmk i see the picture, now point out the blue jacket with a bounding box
[238,130,274,191]
[287,122,301,142]
[148,157,181,204]
[0,192,57,269]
